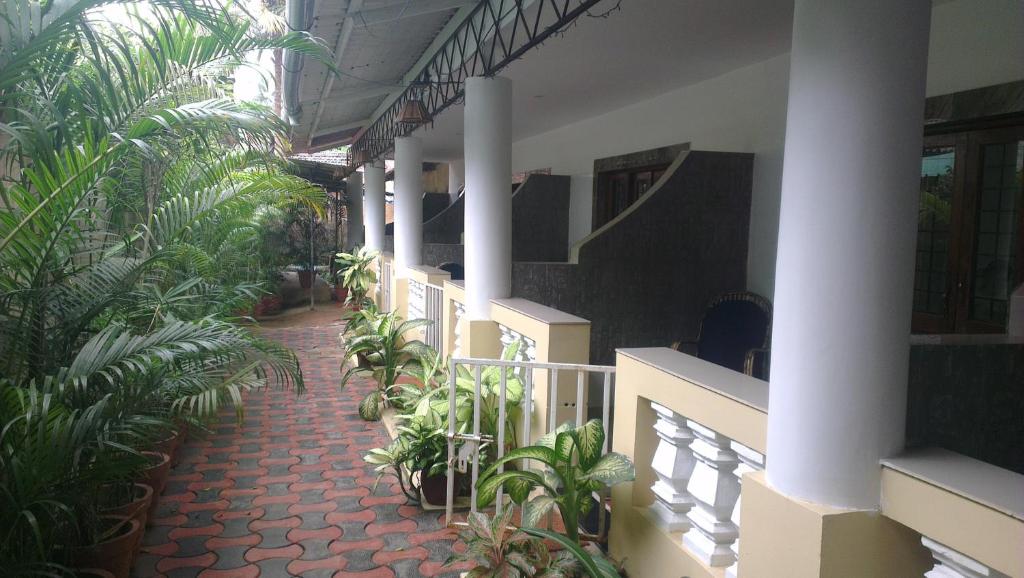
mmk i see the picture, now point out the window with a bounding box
[913,125,1024,333]
[594,164,668,229]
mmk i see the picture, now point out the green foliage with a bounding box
[444,509,578,578]
[335,246,379,308]
[363,409,448,502]
[520,527,622,578]
[0,0,336,571]
[476,420,635,544]
[340,310,432,420]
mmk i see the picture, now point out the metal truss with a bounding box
[351,0,606,162]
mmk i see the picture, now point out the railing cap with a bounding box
[617,347,768,413]
[490,297,589,326]
[882,448,1024,522]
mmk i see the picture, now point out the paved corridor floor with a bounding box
[133,309,465,577]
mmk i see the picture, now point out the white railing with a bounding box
[408,279,426,320]
[647,400,764,570]
[381,261,392,311]
[452,301,466,356]
[423,283,443,352]
[445,357,616,540]
[497,323,537,380]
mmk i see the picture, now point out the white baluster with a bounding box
[648,403,695,532]
[725,440,765,578]
[921,537,1009,578]
[683,420,740,567]
[453,302,466,357]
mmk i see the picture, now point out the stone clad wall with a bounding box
[514,151,755,365]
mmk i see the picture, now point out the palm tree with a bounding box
[0,0,336,572]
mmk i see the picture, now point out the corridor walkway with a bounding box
[133,309,464,578]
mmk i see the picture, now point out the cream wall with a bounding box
[509,0,1024,299]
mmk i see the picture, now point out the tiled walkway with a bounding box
[134,310,464,577]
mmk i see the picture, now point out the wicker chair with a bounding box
[438,262,464,281]
[672,291,773,379]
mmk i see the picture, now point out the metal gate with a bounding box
[444,357,616,540]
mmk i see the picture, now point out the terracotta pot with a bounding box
[260,294,283,316]
[137,451,171,521]
[334,285,349,302]
[153,429,181,458]
[73,516,141,578]
[298,270,314,289]
[100,483,153,530]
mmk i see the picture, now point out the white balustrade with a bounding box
[498,323,537,381]
[683,420,741,567]
[648,402,695,532]
[922,537,1009,578]
[408,279,426,320]
[452,301,466,357]
[726,441,765,578]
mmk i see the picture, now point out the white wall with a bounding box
[511,0,1024,299]
[511,55,790,297]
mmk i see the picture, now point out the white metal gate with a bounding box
[423,283,443,351]
[380,261,392,311]
[444,357,616,540]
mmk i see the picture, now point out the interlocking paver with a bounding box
[133,313,466,577]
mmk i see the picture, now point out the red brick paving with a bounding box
[132,313,467,577]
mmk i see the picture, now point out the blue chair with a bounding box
[672,292,773,379]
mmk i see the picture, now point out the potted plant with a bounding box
[279,204,331,289]
[443,509,579,577]
[72,516,143,578]
[364,410,457,505]
[340,311,432,420]
[475,419,635,545]
[335,246,379,309]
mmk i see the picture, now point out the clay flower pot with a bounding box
[137,451,171,520]
[334,285,349,303]
[73,516,142,578]
[420,470,465,507]
[76,569,116,578]
[100,483,153,530]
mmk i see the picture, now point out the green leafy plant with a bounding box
[444,509,578,578]
[340,311,432,420]
[0,0,333,571]
[521,527,622,578]
[335,246,379,308]
[363,409,449,502]
[476,419,635,544]
[405,341,526,462]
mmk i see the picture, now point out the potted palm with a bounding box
[281,204,331,289]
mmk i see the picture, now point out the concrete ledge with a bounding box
[881,449,1024,576]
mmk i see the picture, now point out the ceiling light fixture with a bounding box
[396,78,432,128]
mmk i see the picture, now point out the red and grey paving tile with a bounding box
[133,313,468,578]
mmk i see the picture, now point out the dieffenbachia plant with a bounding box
[475,419,635,544]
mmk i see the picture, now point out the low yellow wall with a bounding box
[880,458,1024,577]
[610,348,767,578]
[490,298,591,441]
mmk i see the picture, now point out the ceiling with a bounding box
[413,0,795,160]
[290,0,796,157]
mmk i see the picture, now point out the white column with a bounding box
[648,403,695,532]
[683,421,740,567]
[394,136,423,274]
[464,76,512,320]
[448,159,465,205]
[345,171,364,250]
[765,0,931,509]
[364,161,386,253]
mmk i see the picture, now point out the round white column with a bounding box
[448,159,465,205]
[345,171,364,250]
[363,161,386,253]
[394,136,423,274]
[766,0,931,510]
[464,76,512,320]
